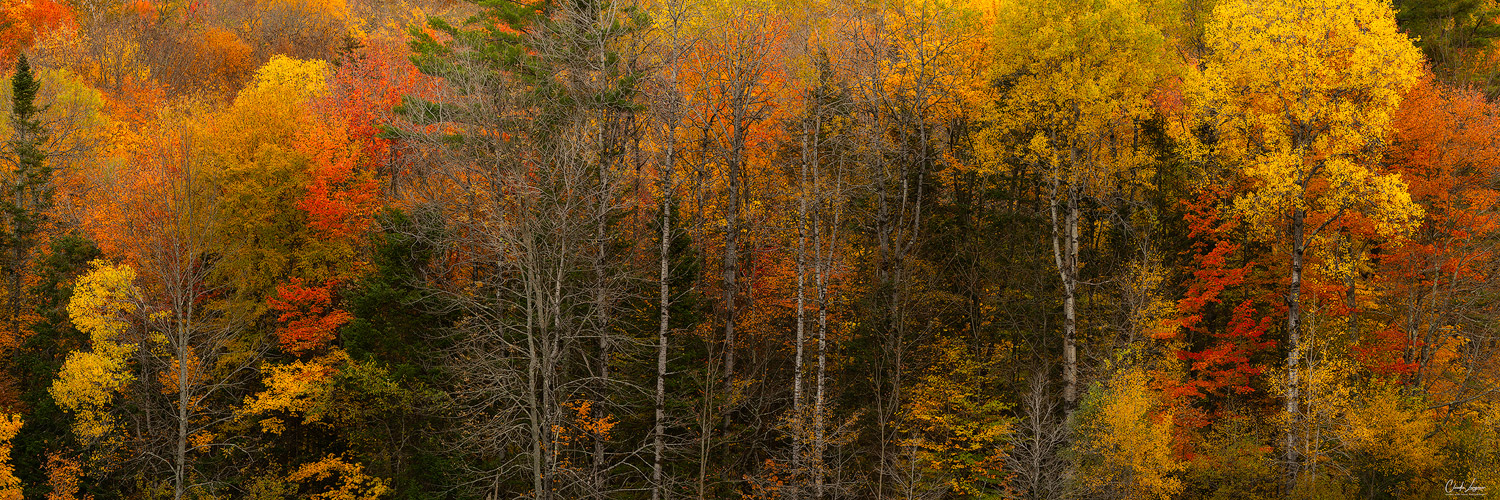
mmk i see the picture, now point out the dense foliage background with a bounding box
[0,0,1495,498]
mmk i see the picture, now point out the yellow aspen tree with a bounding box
[288,455,390,500]
[987,0,1170,410]
[0,414,20,500]
[1075,368,1183,500]
[1197,0,1424,489]
[50,260,139,444]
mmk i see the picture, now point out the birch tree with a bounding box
[1197,0,1424,489]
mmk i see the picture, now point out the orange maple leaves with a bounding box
[0,0,73,61]
[266,40,433,356]
[269,278,351,355]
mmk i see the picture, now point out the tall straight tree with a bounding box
[647,0,690,496]
[987,0,1169,410]
[1,53,51,352]
[1198,0,1424,490]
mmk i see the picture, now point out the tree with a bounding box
[49,260,137,450]
[987,0,1170,411]
[1394,0,1500,90]
[0,0,73,62]
[644,1,690,495]
[69,99,268,498]
[0,413,20,500]
[9,234,100,499]
[1383,77,1500,408]
[0,53,53,355]
[402,0,647,496]
[1196,0,1425,489]
[898,339,1012,499]
[1074,368,1184,500]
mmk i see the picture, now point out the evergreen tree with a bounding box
[10,235,101,500]
[2,54,52,348]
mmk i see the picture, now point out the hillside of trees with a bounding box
[0,0,1496,498]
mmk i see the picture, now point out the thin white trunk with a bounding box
[793,127,808,497]
[811,102,830,500]
[1284,207,1306,491]
[1049,172,1079,410]
[654,109,676,500]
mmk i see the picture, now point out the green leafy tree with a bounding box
[1394,0,1500,90]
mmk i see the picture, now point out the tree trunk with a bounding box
[1050,177,1080,410]
[813,202,829,500]
[654,111,675,500]
[592,144,615,500]
[811,105,831,500]
[723,112,743,386]
[174,318,188,500]
[793,127,809,498]
[1284,207,1306,492]
[655,181,671,500]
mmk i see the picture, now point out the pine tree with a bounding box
[2,54,52,350]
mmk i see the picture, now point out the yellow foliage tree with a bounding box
[986,0,1171,408]
[239,350,346,435]
[1195,0,1425,487]
[1337,383,1440,485]
[50,260,139,443]
[0,413,21,500]
[288,455,389,500]
[1075,368,1184,500]
[899,338,1012,498]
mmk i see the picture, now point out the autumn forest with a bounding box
[0,0,1495,498]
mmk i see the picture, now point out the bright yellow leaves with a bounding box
[900,339,1012,497]
[287,455,390,500]
[247,55,330,104]
[67,260,138,347]
[1202,0,1425,239]
[51,261,139,442]
[986,0,1169,191]
[1337,383,1440,478]
[1076,369,1183,500]
[239,350,346,434]
[257,0,349,21]
[0,414,21,500]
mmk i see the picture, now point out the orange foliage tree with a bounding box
[1383,76,1500,402]
[0,0,73,62]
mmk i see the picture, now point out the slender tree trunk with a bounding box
[174,318,188,500]
[171,137,196,500]
[695,125,713,500]
[655,182,671,500]
[811,104,831,500]
[593,201,611,500]
[723,122,742,386]
[1050,175,1080,410]
[793,126,809,498]
[653,81,679,497]
[525,258,546,500]
[813,200,829,500]
[1284,207,1306,492]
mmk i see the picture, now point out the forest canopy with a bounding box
[0,0,1497,498]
